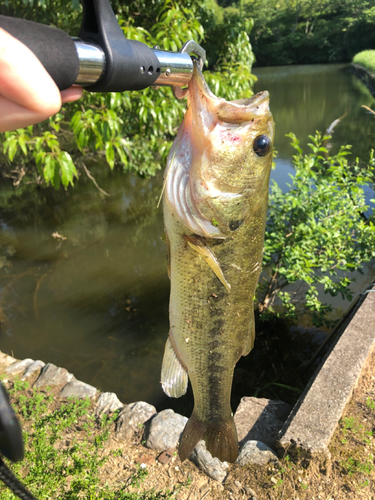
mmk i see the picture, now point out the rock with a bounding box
[95,392,124,417]
[189,440,229,483]
[33,363,75,389]
[60,380,97,399]
[244,486,257,498]
[236,440,279,466]
[135,455,154,466]
[234,397,291,449]
[145,409,187,451]
[116,401,156,440]
[5,358,34,376]
[22,360,45,380]
[226,482,241,494]
[157,449,175,465]
[199,484,211,497]
[0,352,17,369]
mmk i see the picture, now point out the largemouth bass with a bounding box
[161,61,274,463]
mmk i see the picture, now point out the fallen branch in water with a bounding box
[361,104,375,115]
[81,162,111,197]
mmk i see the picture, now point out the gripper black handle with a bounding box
[0,15,79,91]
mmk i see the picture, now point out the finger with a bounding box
[61,86,84,103]
[0,27,61,116]
[0,96,54,133]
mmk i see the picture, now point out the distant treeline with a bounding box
[215,0,375,66]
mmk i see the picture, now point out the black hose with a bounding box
[0,457,37,500]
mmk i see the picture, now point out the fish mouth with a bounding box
[188,61,270,127]
[218,91,270,123]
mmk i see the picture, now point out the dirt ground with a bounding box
[92,349,375,500]
[3,349,375,500]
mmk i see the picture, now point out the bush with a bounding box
[353,50,375,74]
[259,132,375,327]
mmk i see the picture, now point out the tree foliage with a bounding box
[0,0,256,187]
[259,132,375,327]
[215,0,375,66]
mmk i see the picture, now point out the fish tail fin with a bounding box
[203,417,238,463]
[178,411,238,463]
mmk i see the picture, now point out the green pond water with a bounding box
[0,63,374,412]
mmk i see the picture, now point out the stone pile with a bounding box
[0,351,291,483]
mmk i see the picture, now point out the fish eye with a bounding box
[253,135,271,156]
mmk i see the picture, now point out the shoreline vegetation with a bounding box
[351,50,375,96]
[353,50,375,74]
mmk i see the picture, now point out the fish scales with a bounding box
[161,61,274,463]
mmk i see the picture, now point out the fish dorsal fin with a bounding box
[161,337,188,398]
[184,235,231,293]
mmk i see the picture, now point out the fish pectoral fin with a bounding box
[184,235,231,293]
[161,337,188,398]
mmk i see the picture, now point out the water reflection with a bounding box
[253,63,375,161]
[0,169,171,407]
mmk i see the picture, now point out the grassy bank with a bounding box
[0,379,178,500]
[353,50,375,74]
[1,369,374,499]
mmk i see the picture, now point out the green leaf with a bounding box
[8,139,18,161]
[43,155,56,184]
[59,152,77,188]
[18,136,28,156]
[105,142,115,169]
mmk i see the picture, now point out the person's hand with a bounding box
[0,27,83,133]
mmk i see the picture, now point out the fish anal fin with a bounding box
[161,337,188,398]
[179,410,238,463]
[242,319,256,357]
[184,235,231,293]
[242,330,255,357]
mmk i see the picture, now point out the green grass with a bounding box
[353,50,375,74]
[366,397,375,411]
[336,413,375,488]
[1,379,176,500]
